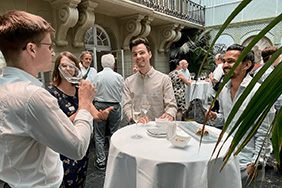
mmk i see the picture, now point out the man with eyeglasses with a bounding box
[0,10,96,188]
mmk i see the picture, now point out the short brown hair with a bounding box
[129,37,150,52]
[261,46,279,63]
[51,51,80,86]
[0,10,55,65]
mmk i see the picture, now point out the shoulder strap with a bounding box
[83,67,91,79]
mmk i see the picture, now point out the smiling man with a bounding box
[0,10,96,187]
[123,38,177,123]
[207,44,275,188]
[79,51,97,84]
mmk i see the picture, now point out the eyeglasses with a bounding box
[40,42,55,52]
[22,42,55,52]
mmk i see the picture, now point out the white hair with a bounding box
[101,53,115,68]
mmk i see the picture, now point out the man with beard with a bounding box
[123,38,177,123]
[207,44,275,187]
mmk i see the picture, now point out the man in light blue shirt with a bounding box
[180,59,190,79]
[207,44,275,188]
[93,53,124,170]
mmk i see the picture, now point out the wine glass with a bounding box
[203,94,214,126]
[140,94,151,127]
[190,72,195,80]
[58,59,83,84]
[131,101,142,139]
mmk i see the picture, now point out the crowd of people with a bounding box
[0,10,281,188]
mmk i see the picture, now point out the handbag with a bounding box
[182,99,206,124]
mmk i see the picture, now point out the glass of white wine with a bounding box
[131,101,142,139]
[140,94,150,127]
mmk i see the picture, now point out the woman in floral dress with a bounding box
[48,51,112,187]
[168,59,192,120]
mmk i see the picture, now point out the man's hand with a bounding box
[205,110,217,121]
[247,163,259,180]
[97,106,114,120]
[138,116,151,124]
[159,113,173,121]
[78,80,97,111]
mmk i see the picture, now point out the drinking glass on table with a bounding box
[131,101,142,139]
[140,94,151,127]
[190,72,195,80]
[203,94,214,126]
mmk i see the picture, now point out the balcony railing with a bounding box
[130,0,205,25]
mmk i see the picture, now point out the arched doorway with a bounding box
[85,24,124,77]
[242,36,272,64]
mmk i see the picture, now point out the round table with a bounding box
[104,122,241,188]
[185,80,213,108]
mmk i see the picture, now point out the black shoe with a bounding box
[94,161,106,171]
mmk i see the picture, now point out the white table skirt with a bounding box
[185,80,213,108]
[104,122,241,188]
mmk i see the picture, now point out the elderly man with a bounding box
[207,44,275,187]
[0,10,96,187]
[179,59,190,79]
[209,53,225,85]
[79,51,97,84]
[93,53,124,170]
[123,38,177,123]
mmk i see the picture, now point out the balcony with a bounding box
[129,0,205,25]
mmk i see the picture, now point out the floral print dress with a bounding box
[168,70,186,111]
[47,85,89,188]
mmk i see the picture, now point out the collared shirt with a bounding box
[213,63,224,81]
[214,74,275,170]
[181,69,190,79]
[79,63,97,85]
[94,67,124,103]
[123,67,177,121]
[0,67,93,188]
[255,65,275,84]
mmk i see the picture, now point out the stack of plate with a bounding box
[146,127,167,138]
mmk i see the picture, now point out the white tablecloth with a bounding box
[185,80,212,108]
[104,122,241,188]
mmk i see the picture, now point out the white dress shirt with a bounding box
[213,74,275,170]
[94,67,124,103]
[79,63,97,85]
[213,63,224,81]
[0,67,93,188]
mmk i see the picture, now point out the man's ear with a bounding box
[149,51,152,59]
[26,43,36,57]
[244,60,252,71]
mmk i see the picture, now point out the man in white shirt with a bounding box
[0,10,96,188]
[93,54,124,170]
[79,51,97,84]
[209,54,225,85]
[207,44,275,188]
[179,59,190,79]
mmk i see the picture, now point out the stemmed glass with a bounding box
[58,60,83,84]
[140,94,151,127]
[203,94,214,126]
[190,72,195,80]
[131,101,142,139]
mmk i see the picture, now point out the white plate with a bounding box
[147,131,167,138]
[147,127,167,138]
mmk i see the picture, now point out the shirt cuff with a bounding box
[74,109,93,131]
